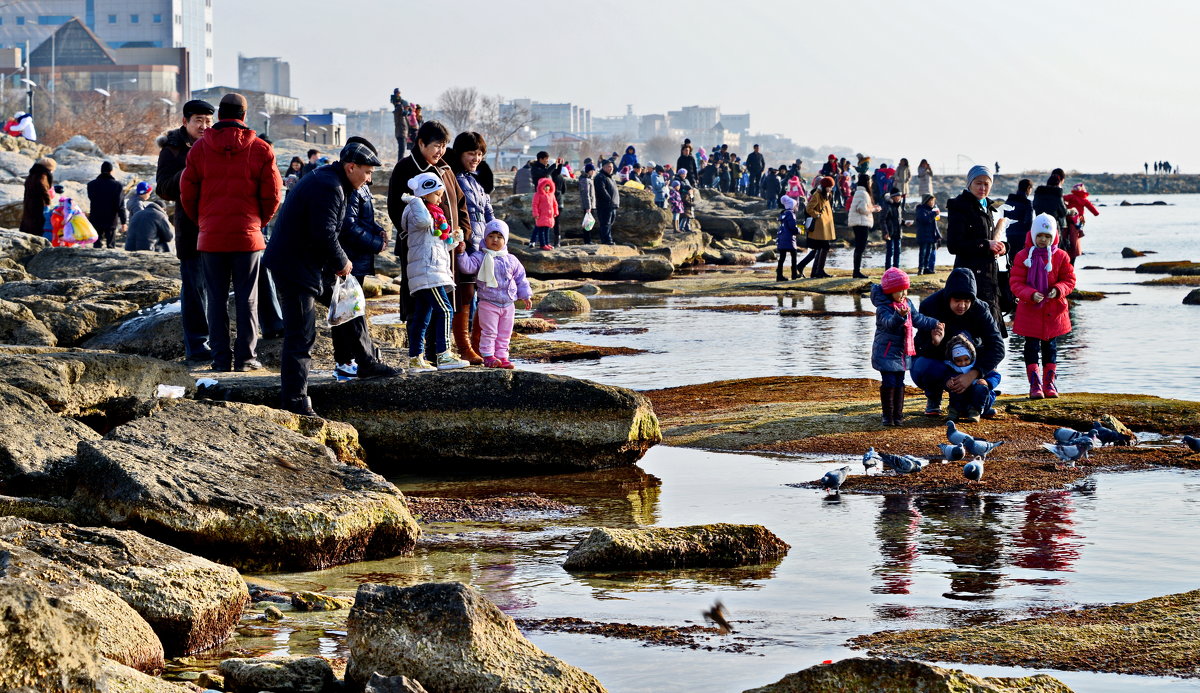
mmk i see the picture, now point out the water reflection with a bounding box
[872,495,922,595]
[1010,490,1081,582]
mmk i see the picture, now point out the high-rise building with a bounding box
[238,54,288,97]
[0,0,213,93]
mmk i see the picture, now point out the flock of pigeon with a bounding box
[818,422,1200,494]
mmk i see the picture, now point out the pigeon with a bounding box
[1183,435,1200,453]
[821,465,851,492]
[1054,427,1092,445]
[881,452,928,475]
[702,601,733,634]
[863,447,880,474]
[1043,441,1093,466]
[946,421,973,446]
[1091,422,1133,447]
[938,443,966,461]
[963,460,984,482]
[963,437,1005,460]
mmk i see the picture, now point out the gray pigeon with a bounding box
[863,447,880,474]
[881,452,928,475]
[821,465,851,492]
[1054,427,1095,446]
[938,443,966,461]
[946,421,973,446]
[1092,421,1133,446]
[1183,435,1200,453]
[963,437,1005,460]
[963,460,984,482]
[1043,441,1093,466]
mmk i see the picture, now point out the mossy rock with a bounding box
[1068,289,1107,301]
[537,289,591,313]
[1134,260,1200,275]
[1140,276,1200,287]
[563,523,789,571]
[290,591,354,612]
[1184,288,1200,305]
[1004,393,1200,434]
[743,657,1073,692]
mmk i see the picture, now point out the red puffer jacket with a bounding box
[1010,229,1076,341]
[180,120,282,252]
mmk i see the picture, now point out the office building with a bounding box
[238,54,288,97]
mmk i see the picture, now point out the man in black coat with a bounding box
[1003,179,1034,268]
[745,145,765,197]
[87,161,126,248]
[156,98,215,361]
[912,268,1006,421]
[946,165,1008,334]
[760,167,782,208]
[593,160,619,245]
[264,140,392,416]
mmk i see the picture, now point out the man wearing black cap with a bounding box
[87,161,126,248]
[265,138,396,417]
[157,98,215,361]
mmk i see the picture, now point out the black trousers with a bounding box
[201,250,261,368]
[276,283,317,403]
[330,274,375,365]
[99,224,118,249]
[178,253,209,358]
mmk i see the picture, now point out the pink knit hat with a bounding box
[880,267,911,294]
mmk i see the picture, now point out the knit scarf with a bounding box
[1025,243,1056,296]
[478,247,507,288]
[894,300,916,356]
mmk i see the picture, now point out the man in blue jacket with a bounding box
[264,138,396,417]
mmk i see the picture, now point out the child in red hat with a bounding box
[871,267,942,425]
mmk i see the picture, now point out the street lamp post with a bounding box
[93,87,111,113]
[297,115,309,142]
[20,78,37,118]
[257,110,270,138]
[159,97,175,122]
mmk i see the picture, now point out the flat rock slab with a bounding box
[345,582,607,692]
[72,399,419,571]
[25,246,180,284]
[850,589,1200,678]
[219,656,335,693]
[199,369,661,475]
[0,381,100,494]
[563,523,790,571]
[743,657,1073,692]
[0,347,192,416]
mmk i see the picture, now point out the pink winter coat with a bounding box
[1010,228,1076,341]
[532,177,558,227]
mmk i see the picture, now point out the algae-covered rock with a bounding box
[72,399,420,571]
[219,655,335,693]
[291,590,354,611]
[1121,247,1147,258]
[344,582,607,693]
[537,289,591,313]
[100,657,187,693]
[0,581,105,692]
[1004,392,1200,434]
[1134,260,1200,276]
[563,523,790,571]
[742,657,1073,692]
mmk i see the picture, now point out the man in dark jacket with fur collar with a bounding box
[156,98,215,362]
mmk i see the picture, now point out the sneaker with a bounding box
[982,407,998,419]
[435,351,469,370]
[334,361,359,379]
[499,358,516,370]
[483,356,504,368]
[235,359,264,372]
[407,355,437,373]
[541,244,554,251]
[924,396,943,417]
[356,360,400,379]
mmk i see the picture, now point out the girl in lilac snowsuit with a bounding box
[456,219,532,369]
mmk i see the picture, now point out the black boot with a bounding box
[813,248,832,278]
[853,247,868,279]
[892,386,906,425]
[880,386,894,426]
[284,396,320,418]
[776,255,786,282]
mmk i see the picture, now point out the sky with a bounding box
[214,0,1199,173]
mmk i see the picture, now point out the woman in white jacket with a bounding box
[916,159,934,197]
[848,174,881,278]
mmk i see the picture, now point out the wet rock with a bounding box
[197,670,225,689]
[218,656,334,693]
[100,656,185,692]
[0,227,49,264]
[261,605,285,622]
[72,399,420,571]
[364,672,429,693]
[201,369,661,474]
[562,523,790,571]
[701,248,758,266]
[537,289,591,313]
[509,333,643,362]
[645,229,707,267]
[0,581,105,691]
[615,254,674,280]
[26,246,179,283]
[344,582,607,693]
[1004,392,1200,434]
[0,381,100,495]
[742,657,1073,692]
[1184,288,1200,305]
[513,316,557,333]
[1134,260,1200,276]
[291,590,354,612]
[1121,247,1147,258]
[0,517,248,658]
[0,348,192,416]
[575,283,602,296]
[181,399,367,466]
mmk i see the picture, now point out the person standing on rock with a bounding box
[916,159,934,199]
[593,160,620,245]
[86,161,127,249]
[578,163,596,243]
[390,88,410,157]
[181,93,283,373]
[265,139,394,416]
[448,131,495,356]
[848,174,881,279]
[156,98,215,362]
[746,144,765,197]
[945,165,1008,336]
[894,158,912,209]
[20,157,55,237]
[676,143,700,188]
[796,177,836,279]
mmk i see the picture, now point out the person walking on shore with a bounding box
[156,99,215,362]
[946,165,1008,335]
[391,88,410,157]
[180,93,283,373]
[594,160,619,245]
[848,174,880,279]
[87,162,127,249]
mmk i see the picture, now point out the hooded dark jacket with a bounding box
[915,268,1006,374]
[86,172,126,232]
[264,163,352,295]
[156,127,200,258]
[339,184,385,277]
[761,171,781,201]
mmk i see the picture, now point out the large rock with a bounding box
[0,296,58,345]
[1184,288,1200,305]
[72,399,420,571]
[0,277,181,346]
[647,229,706,267]
[615,254,675,280]
[0,348,192,415]
[563,523,790,571]
[26,246,180,283]
[50,143,135,188]
[0,518,248,656]
[742,657,1073,693]
[219,656,334,693]
[0,381,100,494]
[509,242,641,277]
[344,582,607,693]
[0,227,49,264]
[0,581,106,691]
[494,183,670,247]
[537,289,591,313]
[100,657,185,692]
[201,369,662,475]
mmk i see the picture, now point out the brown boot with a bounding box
[452,310,483,364]
[471,313,482,354]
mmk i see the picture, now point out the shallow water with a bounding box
[523,193,1200,400]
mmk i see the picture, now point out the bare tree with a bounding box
[437,87,479,135]
[475,95,533,168]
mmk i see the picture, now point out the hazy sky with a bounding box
[215,0,1197,173]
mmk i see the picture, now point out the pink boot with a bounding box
[1027,364,1044,400]
[1043,363,1059,398]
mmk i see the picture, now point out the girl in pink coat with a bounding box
[530,177,559,250]
[1010,213,1077,399]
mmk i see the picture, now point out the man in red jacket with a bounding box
[181,93,282,372]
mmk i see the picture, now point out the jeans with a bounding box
[880,370,906,388]
[201,250,261,368]
[331,273,375,366]
[911,357,998,414]
[1023,337,1058,365]
[531,226,551,247]
[276,283,317,403]
[178,253,210,358]
[918,242,937,273]
[407,286,454,356]
[258,265,284,337]
[596,207,617,244]
[885,234,901,269]
[476,299,515,360]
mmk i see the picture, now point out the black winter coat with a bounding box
[1032,185,1068,230]
[761,172,781,200]
[915,268,1006,374]
[339,184,385,277]
[124,203,174,252]
[20,162,53,236]
[264,164,352,295]
[675,154,699,177]
[86,174,126,232]
[1003,193,1033,238]
[155,127,200,258]
[946,189,1005,332]
[745,151,765,175]
[594,170,619,210]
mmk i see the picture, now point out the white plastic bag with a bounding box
[327,275,366,327]
[581,210,596,231]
